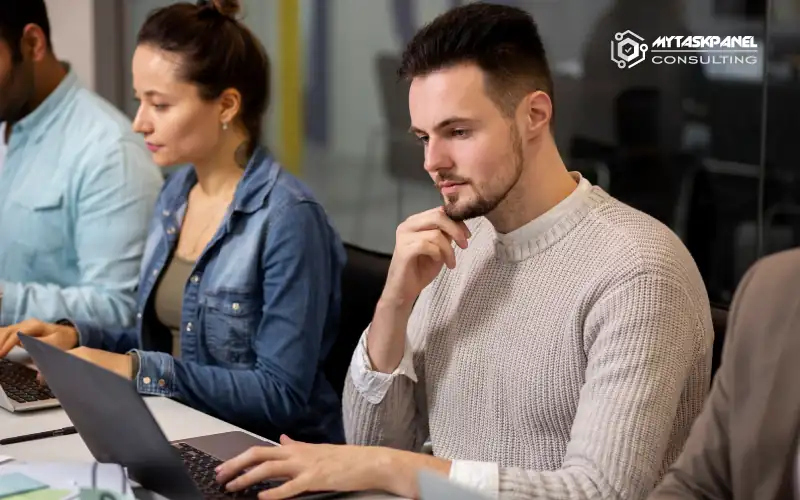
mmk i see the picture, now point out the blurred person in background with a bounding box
[650,248,800,499]
[0,0,347,444]
[0,0,163,328]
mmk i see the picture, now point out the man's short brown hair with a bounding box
[398,2,554,119]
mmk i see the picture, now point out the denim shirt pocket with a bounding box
[199,290,260,368]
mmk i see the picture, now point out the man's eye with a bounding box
[452,129,470,138]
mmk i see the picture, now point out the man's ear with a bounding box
[20,24,50,62]
[521,90,552,140]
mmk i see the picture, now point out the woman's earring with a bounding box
[222,122,229,131]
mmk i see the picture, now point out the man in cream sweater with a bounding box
[215,3,713,499]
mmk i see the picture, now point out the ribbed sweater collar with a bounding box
[492,174,610,262]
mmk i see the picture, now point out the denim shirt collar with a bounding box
[13,64,78,144]
[163,145,280,216]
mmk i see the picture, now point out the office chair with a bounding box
[710,305,728,379]
[325,243,391,396]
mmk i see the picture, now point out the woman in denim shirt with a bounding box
[0,0,346,444]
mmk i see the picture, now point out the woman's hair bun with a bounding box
[211,0,240,17]
[197,0,240,18]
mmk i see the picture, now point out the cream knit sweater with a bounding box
[343,179,713,499]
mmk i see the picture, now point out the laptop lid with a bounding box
[18,334,203,499]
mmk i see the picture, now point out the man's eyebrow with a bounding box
[408,117,476,135]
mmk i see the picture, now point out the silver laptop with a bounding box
[19,334,345,499]
[0,348,59,412]
[418,470,491,500]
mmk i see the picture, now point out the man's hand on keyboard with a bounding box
[0,319,79,358]
[215,434,452,499]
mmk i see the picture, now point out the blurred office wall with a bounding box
[45,0,95,89]
[296,0,800,309]
[80,0,800,307]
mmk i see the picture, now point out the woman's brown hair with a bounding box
[137,0,270,155]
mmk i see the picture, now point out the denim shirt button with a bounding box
[190,275,200,284]
[142,377,152,384]
[186,322,193,332]
[152,269,159,277]
[158,379,166,387]
[162,209,170,217]
[231,302,240,312]
[136,312,142,319]
[166,227,176,235]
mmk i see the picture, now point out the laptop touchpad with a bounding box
[175,431,276,461]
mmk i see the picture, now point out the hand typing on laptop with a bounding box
[215,434,451,499]
[0,319,78,357]
[0,319,132,380]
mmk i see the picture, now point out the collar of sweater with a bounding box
[492,173,609,262]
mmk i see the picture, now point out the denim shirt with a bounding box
[73,147,346,443]
[0,68,163,327]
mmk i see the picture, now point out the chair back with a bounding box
[325,244,391,395]
[710,305,728,378]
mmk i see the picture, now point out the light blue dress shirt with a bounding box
[0,68,163,328]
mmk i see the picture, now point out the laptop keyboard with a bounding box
[0,358,55,404]
[174,442,282,499]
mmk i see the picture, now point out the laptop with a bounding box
[0,350,59,412]
[18,334,343,500]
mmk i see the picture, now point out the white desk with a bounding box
[0,397,255,461]
[0,349,400,499]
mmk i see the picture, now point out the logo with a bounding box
[611,30,648,69]
[612,32,759,68]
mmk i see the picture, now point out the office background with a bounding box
[47,0,800,308]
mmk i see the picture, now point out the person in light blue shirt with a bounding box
[0,0,346,444]
[0,1,163,328]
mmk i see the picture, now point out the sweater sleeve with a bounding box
[648,259,760,499]
[342,290,431,452]
[495,272,710,499]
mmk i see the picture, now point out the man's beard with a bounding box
[0,62,34,124]
[441,127,525,222]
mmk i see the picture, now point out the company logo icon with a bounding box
[611,30,648,69]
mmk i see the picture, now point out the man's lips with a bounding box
[438,181,467,194]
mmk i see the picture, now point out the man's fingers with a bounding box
[0,325,26,358]
[279,434,297,446]
[0,321,50,357]
[411,237,453,270]
[0,333,20,358]
[259,475,311,500]
[427,230,456,269]
[226,461,296,492]
[401,209,471,248]
[216,446,286,482]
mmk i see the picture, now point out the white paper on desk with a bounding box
[0,462,133,495]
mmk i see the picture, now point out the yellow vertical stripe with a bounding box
[279,0,303,175]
